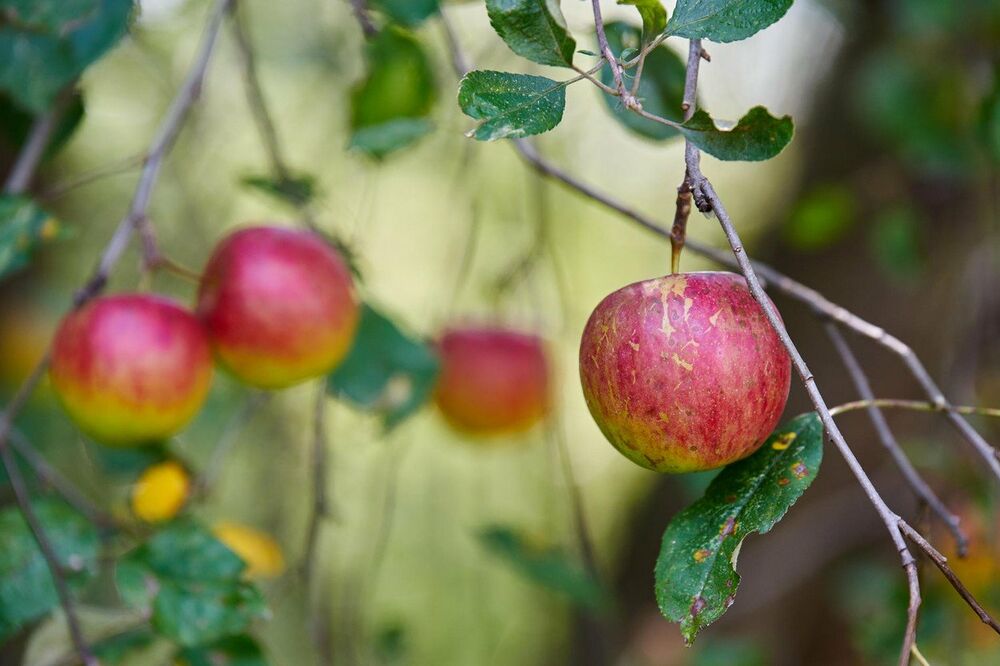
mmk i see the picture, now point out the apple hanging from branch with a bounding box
[580,272,791,473]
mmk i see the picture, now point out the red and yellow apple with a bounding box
[50,294,213,446]
[196,226,359,389]
[579,272,791,473]
[435,326,551,436]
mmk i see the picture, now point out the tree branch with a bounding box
[3,87,75,195]
[826,324,969,555]
[0,443,95,664]
[9,429,117,530]
[349,0,377,40]
[590,0,639,110]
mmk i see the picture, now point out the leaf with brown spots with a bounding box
[654,412,823,644]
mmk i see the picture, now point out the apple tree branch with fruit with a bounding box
[0,1,998,665]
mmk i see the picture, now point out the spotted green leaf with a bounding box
[0,0,133,112]
[0,498,99,641]
[114,520,267,647]
[458,70,566,140]
[600,22,686,141]
[327,303,439,430]
[350,27,437,158]
[678,106,793,161]
[617,0,667,42]
[479,526,608,611]
[486,0,576,68]
[655,412,823,644]
[665,0,794,43]
[0,196,62,281]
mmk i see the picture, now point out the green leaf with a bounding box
[369,0,439,26]
[655,412,823,644]
[350,27,437,159]
[485,0,576,68]
[665,0,794,43]
[0,91,85,161]
[868,206,924,283]
[115,520,267,647]
[479,525,608,611]
[0,498,99,641]
[0,196,62,280]
[617,0,667,42]
[176,635,268,666]
[782,184,857,251]
[0,0,133,113]
[458,70,566,141]
[600,22,686,140]
[678,106,793,161]
[327,303,439,430]
[240,173,316,208]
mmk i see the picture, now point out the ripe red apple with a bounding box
[435,326,551,436]
[579,272,791,473]
[50,294,213,446]
[196,226,359,389]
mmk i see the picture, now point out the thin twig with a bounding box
[590,0,639,110]
[195,391,269,495]
[826,324,969,555]
[0,445,95,664]
[830,399,1000,419]
[9,429,117,530]
[3,87,75,194]
[899,521,1000,634]
[349,0,377,39]
[301,383,331,578]
[38,154,145,201]
[230,4,318,230]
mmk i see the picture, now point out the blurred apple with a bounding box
[50,294,213,446]
[435,326,551,436]
[197,226,359,389]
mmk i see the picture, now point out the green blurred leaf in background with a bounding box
[328,303,440,430]
[369,0,440,27]
[665,0,794,43]
[485,0,576,68]
[868,205,924,284]
[0,196,62,281]
[600,22,687,141]
[0,498,99,641]
[176,634,268,666]
[350,27,437,159]
[0,0,132,112]
[240,173,317,209]
[782,183,857,252]
[0,91,84,161]
[479,525,608,612]
[655,412,823,644]
[458,70,566,140]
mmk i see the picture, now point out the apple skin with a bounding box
[50,294,213,446]
[579,272,791,473]
[196,226,359,389]
[435,327,551,436]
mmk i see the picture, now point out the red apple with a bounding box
[435,326,551,436]
[196,226,359,389]
[50,294,213,446]
[579,272,791,473]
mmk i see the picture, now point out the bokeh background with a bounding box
[1,0,998,664]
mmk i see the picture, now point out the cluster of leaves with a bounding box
[457,0,795,162]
